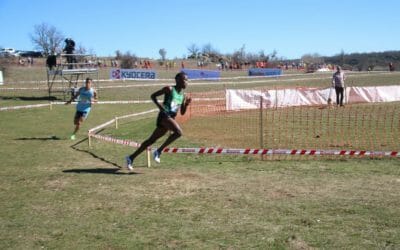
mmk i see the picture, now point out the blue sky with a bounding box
[1,0,399,59]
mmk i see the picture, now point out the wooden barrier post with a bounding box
[259,95,264,160]
[88,133,92,148]
[146,148,151,168]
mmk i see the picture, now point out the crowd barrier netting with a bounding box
[180,87,400,160]
[89,87,400,162]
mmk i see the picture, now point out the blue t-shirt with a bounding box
[76,87,95,112]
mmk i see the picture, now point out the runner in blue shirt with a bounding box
[65,78,97,140]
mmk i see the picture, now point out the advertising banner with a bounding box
[248,68,282,77]
[226,86,400,110]
[110,68,156,80]
[181,69,220,80]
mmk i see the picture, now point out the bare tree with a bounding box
[119,51,138,69]
[159,48,167,61]
[301,53,324,65]
[75,44,87,55]
[258,50,267,61]
[115,50,122,60]
[202,43,214,55]
[30,23,64,56]
[339,49,345,67]
[269,49,278,61]
[74,44,88,64]
[187,43,200,59]
[202,43,220,62]
[239,44,246,60]
[231,44,246,66]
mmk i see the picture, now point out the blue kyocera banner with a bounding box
[110,68,156,80]
[248,68,282,77]
[181,69,220,80]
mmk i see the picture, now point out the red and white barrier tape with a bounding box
[89,133,400,158]
[90,134,141,148]
[162,148,400,157]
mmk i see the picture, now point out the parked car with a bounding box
[0,48,17,57]
[18,51,43,58]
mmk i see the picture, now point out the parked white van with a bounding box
[0,48,17,57]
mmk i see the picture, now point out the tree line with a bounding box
[324,50,400,71]
[1,23,399,72]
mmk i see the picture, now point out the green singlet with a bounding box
[163,86,184,117]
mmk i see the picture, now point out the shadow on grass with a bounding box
[0,96,61,101]
[67,136,140,175]
[16,136,61,140]
[62,168,138,175]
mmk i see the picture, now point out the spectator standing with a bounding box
[389,62,395,72]
[332,66,346,107]
[63,38,76,69]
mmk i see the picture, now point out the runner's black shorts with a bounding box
[156,111,177,128]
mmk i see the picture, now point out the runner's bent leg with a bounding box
[73,114,84,135]
[156,117,183,154]
[128,126,168,161]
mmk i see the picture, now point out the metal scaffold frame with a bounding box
[46,53,99,100]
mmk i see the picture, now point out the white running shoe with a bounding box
[153,150,161,163]
[125,156,133,171]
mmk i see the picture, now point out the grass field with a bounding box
[1,66,400,249]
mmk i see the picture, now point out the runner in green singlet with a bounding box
[125,72,191,170]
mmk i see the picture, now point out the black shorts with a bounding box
[74,111,88,120]
[156,111,176,128]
